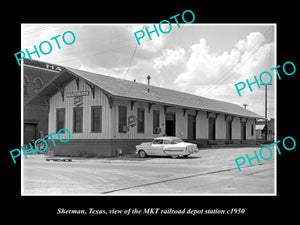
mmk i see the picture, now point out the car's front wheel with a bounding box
[138,150,147,158]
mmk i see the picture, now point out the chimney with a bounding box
[147,75,151,93]
[243,104,248,109]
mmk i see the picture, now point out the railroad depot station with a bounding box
[25,59,263,157]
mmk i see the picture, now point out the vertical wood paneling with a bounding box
[113,99,168,139]
[232,116,241,139]
[196,111,208,139]
[48,77,257,142]
[246,118,256,140]
[48,78,111,139]
[216,114,226,139]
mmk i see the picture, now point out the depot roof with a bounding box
[27,66,263,119]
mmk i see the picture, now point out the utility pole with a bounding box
[261,83,272,141]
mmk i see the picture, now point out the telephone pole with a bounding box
[261,83,272,140]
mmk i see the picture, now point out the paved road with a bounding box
[22,146,275,195]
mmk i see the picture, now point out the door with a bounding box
[241,122,246,141]
[151,139,164,155]
[165,113,176,136]
[208,117,216,140]
[24,123,37,143]
[187,115,196,140]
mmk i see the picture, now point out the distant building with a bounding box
[23,59,63,143]
[256,124,264,140]
[256,118,274,141]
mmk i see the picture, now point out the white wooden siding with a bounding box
[246,118,256,140]
[232,116,241,140]
[112,99,166,139]
[48,78,112,139]
[216,114,226,139]
[48,77,256,141]
[197,111,208,139]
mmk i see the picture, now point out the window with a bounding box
[91,106,102,132]
[251,124,254,136]
[56,108,65,133]
[73,107,83,133]
[24,77,29,96]
[34,78,43,92]
[137,108,145,133]
[118,106,127,133]
[152,139,163,144]
[163,139,171,144]
[153,110,160,134]
[171,138,183,144]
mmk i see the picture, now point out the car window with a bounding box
[152,139,163,144]
[171,138,183,144]
[163,139,171,144]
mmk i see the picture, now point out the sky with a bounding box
[21,23,276,119]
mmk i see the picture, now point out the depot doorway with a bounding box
[187,114,196,140]
[24,123,37,143]
[165,112,176,136]
[241,121,246,141]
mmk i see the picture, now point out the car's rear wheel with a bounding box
[138,150,147,158]
[171,155,178,158]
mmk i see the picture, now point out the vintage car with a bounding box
[135,136,199,158]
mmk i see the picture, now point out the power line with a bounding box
[203,28,274,96]
[123,43,138,79]
[198,27,274,97]
[197,27,274,97]
[123,27,144,79]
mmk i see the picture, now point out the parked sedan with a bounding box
[136,136,199,158]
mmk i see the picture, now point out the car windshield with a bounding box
[170,138,183,144]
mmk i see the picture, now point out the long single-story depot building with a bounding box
[27,65,263,157]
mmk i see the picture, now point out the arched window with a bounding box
[24,76,29,96]
[34,78,43,92]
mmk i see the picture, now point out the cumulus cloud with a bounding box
[129,24,165,52]
[236,32,265,52]
[171,31,275,118]
[153,48,185,72]
[174,38,242,92]
[174,32,274,97]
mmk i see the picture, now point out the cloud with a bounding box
[153,48,185,72]
[79,64,135,81]
[130,25,165,52]
[174,32,274,96]
[236,32,265,52]
[174,38,242,92]
[237,42,274,79]
[172,32,275,118]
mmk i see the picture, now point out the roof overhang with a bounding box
[25,69,75,105]
[25,67,264,120]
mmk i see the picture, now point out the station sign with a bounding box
[66,91,89,98]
